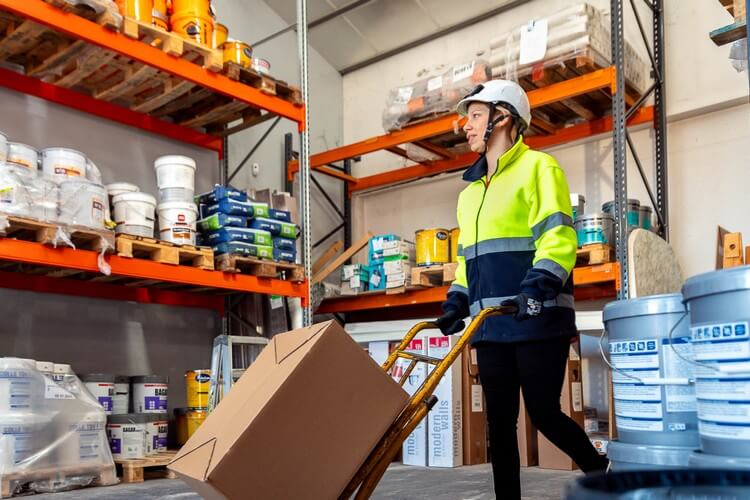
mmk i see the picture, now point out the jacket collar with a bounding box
[462,136,528,183]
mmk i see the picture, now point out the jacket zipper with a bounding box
[474,176,491,318]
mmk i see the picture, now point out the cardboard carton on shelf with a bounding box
[169,321,409,500]
[427,335,463,468]
[394,338,429,466]
[462,346,488,466]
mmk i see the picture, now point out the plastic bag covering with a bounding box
[382,59,491,132]
[0,166,59,223]
[488,3,648,96]
[0,358,117,497]
[730,38,748,73]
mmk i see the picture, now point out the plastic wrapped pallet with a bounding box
[0,358,117,497]
[382,59,491,132]
[488,3,648,96]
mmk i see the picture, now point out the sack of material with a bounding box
[168,321,409,500]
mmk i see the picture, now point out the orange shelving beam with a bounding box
[0,0,305,128]
[288,66,618,179]
[0,239,309,305]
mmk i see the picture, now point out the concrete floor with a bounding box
[28,464,579,499]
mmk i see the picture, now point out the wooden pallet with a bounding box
[1,464,116,498]
[0,215,115,252]
[576,243,614,266]
[116,234,214,269]
[216,253,305,282]
[0,9,300,134]
[115,450,178,484]
[410,262,458,287]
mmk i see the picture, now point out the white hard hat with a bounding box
[456,79,532,132]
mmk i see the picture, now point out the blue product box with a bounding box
[367,264,386,291]
[212,241,273,259]
[207,227,272,246]
[195,185,248,205]
[272,237,296,251]
[197,213,247,232]
[269,208,292,223]
[206,198,255,217]
[273,247,296,263]
[368,234,400,263]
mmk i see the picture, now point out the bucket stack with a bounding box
[173,369,210,447]
[155,155,198,245]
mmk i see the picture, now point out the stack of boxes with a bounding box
[367,234,415,291]
[341,264,369,295]
[195,185,298,263]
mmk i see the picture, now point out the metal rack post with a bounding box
[652,0,669,241]
[297,0,313,326]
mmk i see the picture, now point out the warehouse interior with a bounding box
[0,0,748,498]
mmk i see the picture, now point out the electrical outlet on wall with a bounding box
[252,162,260,177]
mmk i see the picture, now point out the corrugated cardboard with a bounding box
[538,347,585,471]
[427,335,463,467]
[518,393,538,467]
[462,346,488,465]
[169,321,409,500]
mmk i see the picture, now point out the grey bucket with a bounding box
[565,470,750,499]
[682,266,750,458]
[689,451,750,469]
[606,440,694,471]
[603,294,699,447]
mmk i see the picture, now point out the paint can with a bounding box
[146,413,168,453]
[27,176,59,223]
[158,201,198,245]
[152,0,168,30]
[58,180,107,229]
[602,199,641,229]
[86,159,102,184]
[52,363,72,385]
[574,213,614,247]
[570,193,586,221]
[0,414,49,473]
[132,375,168,413]
[213,22,228,48]
[186,408,207,438]
[154,155,196,202]
[113,192,157,238]
[0,165,36,219]
[113,375,130,415]
[82,373,115,414]
[7,143,38,172]
[603,294,698,447]
[116,0,153,23]
[689,450,750,469]
[415,228,450,266]
[606,440,694,471]
[58,413,108,466]
[251,57,271,75]
[35,361,54,378]
[682,266,750,458]
[174,407,189,445]
[106,182,140,200]
[639,205,653,230]
[185,369,210,409]
[41,147,87,180]
[222,40,252,69]
[449,227,460,263]
[0,358,41,413]
[170,0,213,45]
[107,413,147,460]
[0,132,7,163]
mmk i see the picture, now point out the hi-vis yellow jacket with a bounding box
[444,137,578,343]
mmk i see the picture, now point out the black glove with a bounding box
[435,308,465,336]
[502,293,543,322]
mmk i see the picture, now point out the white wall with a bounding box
[344,0,750,279]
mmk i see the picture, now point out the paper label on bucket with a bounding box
[44,377,74,400]
[611,338,665,430]
[699,419,750,440]
[662,337,697,412]
[616,416,663,432]
[691,322,750,363]
[53,164,83,177]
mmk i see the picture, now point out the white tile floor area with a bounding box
[28,464,580,499]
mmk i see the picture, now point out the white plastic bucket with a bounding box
[158,201,197,245]
[7,143,38,172]
[58,180,107,229]
[106,182,139,200]
[41,147,86,180]
[107,414,147,460]
[131,375,168,413]
[0,132,7,163]
[0,358,41,413]
[86,159,102,184]
[0,165,36,218]
[27,176,59,223]
[113,192,156,238]
[154,155,196,202]
[0,414,49,473]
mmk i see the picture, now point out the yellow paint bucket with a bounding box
[186,408,207,438]
[116,0,153,24]
[174,407,189,445]
[415,228,450,266]
[213,23,228,49]
[152,0,168,30]
[185,369,210,408]
[449,227,460,262]
[170,0,212,45]
[223,41,253,69]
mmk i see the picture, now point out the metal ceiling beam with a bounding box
[340,0,532,75]
[254,0,374,47]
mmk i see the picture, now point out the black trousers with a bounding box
[475,336,608,499]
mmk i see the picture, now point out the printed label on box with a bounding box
[471,384,483,412]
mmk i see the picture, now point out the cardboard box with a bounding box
[538,347,585,471]
[395,338,429,466]
[368,265,386,291]
[383,259,411,276]
[169,321,409,500]
[518,393,538,467]
[462,346,488,465]
[382,240,416,260]
[427,335,463,468]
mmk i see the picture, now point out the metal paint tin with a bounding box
[415,228,450,266]
[449,227,460,263]
[223,40,252,69]
[185,369,210,409]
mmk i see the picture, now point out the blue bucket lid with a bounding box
[603,293,685,323]
[683,266,750,302]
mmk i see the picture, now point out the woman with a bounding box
[435,80,608,498]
